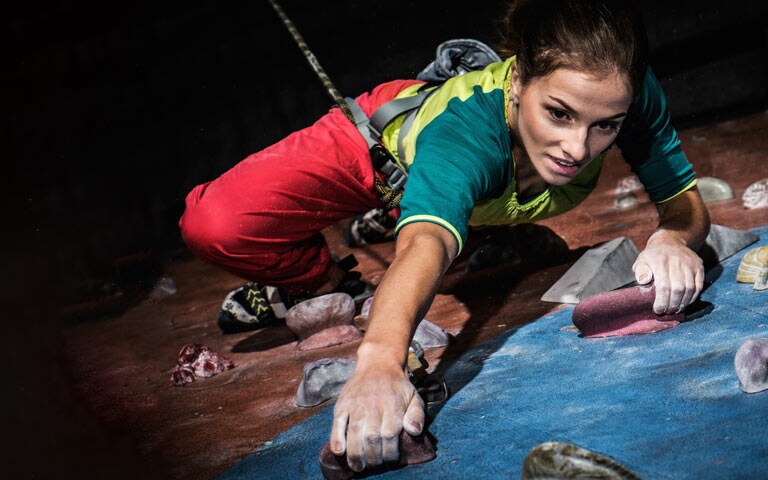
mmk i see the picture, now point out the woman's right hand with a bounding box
[329,221,455,472]
[329,360,425,472]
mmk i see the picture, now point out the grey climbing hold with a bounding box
[413,319,451,348]
[295,357,357,407]
[541,237,639,304]
[703,224,759,263]
[697,176,735,203]
[735,338,768,394]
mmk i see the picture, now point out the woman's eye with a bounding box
[548,108,569,121]
[595,121,619,132]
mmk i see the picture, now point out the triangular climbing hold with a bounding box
[541,237,639,304]
[700,224,759,263]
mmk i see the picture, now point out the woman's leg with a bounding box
[179,80,421,295]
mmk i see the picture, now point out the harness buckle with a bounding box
[407,341,450,406]
[370,144,408,191]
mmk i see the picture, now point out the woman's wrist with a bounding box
[356,339,408,371]
[647,228,688,248]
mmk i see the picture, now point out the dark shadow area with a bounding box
[425,226,581,407]
[231,323,297,353]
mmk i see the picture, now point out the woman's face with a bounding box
[509,66,632,186]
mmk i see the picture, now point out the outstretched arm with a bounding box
[633,187,711,314]
[330,221,457,472]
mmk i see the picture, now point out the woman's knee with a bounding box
[179,183,248,262]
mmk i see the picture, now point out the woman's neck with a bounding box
[513,144,549,201]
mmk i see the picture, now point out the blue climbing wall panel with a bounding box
[220,226,768,479]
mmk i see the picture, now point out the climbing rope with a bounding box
[267,0,405,208]
[267,0,355,123]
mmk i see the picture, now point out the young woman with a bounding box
[180,0,709,472]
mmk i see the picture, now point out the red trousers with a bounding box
[179,80,421,295]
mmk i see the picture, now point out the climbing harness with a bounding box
[267,0,407,208]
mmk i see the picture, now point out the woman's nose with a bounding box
[562,128,589,162]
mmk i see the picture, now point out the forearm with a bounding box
[356,223,456,369]
[650,187,711,251]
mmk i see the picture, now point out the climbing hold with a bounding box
[736,246,768,291]
[318,431,436,480]
[413,319,451,349]
[614,192,639,210]
[286,293,361,350]
[735,338,768,393]
[295,358,357,407]
[521,442,641,480]
[615,175,643,195]
[743,178,768,209]
[542,237,639,304]
[697,176,735,203]
[572,285,683,338]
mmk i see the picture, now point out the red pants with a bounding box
[179,80,421,295]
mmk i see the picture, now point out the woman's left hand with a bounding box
[633,230,704,315]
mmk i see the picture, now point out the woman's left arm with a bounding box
[633,187,711,314]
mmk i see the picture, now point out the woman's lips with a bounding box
[546,154,581,176]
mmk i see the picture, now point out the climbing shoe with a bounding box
[216,283,297,334]
[217,255,374,334]
[343,208,396,247]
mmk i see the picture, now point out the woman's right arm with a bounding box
[329,220,457,472]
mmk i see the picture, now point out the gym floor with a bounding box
[10,110,768,479]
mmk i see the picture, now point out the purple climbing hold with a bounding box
[572,285,683,338]
[735,338,768,394]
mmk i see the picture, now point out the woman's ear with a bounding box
[510,62,521,104]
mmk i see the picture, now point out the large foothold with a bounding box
[319,432,436,480]
[697,176,735,203]
[286,293,361,350]
[542,237,639,304]
[742,178,768,209]
[572,285,683,338]
[735,338,768,393]
[295,358,357,407]
[521,442,641,480]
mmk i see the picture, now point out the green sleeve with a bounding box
[616,68,697,202]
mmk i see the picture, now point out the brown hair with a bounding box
[498,0,649,95]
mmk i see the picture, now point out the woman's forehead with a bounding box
[528,67,632,114]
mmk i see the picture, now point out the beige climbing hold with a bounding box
[736,246,768,286]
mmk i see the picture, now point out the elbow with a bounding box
[395,222,458,269]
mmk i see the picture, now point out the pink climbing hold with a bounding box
[572,285,684,338]
[170,343,234,386]
[286,293,362,351]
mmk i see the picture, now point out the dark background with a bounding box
[1,0,767,477]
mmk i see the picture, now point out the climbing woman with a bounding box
[179,0,709,472]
